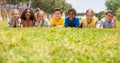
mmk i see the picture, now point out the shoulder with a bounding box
[51,18,56,22]
[8,18,13,24]
[100,18,106,25]
[94,16,98,21]
[9,18,13,22]
[18,18,22,22]
[45,18,50,22]
[35,21,39,23]
[35,21,39,25]
[35,21,39,26]
[65,17,69,19]
[61,17,64,19]
[45,18,49,21]
[74,17,79,20]
[51,17,54,20]
[65,17,69,21]
[100,18,106,22]
[81,16,86,20]
[81,16,86,23]
[60,17,64,21]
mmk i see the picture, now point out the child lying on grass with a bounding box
[8,9,21,28]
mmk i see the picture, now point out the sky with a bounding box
[66,0,106,13]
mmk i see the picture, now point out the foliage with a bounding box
[0,21,120,63]
[31,0,72,13]
[6,0,29,5]
[116,8,120,21]
[105,0,120,12]
[97,11,105,20]
[106,0,120,21]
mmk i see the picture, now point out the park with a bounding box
[0,0,120,63]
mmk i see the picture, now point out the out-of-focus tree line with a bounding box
[5,0,72,13]
[98,0,120,21]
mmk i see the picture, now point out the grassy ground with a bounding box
[0,21,120,63]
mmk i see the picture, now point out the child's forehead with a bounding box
[38,13,45,16]
[11,11,19,15]
[11,10,20,14]
[38,11,45,15]
[68,11,75,14]
[107,13,113,15]
[54,11,61,13]
[26,9,31,12]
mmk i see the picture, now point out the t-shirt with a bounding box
[65,17,80,27]
[100,18,114,28]
[8,18,21,27]
[21,20,35,27]
[81,16,98,28]
[35,18,50,27]
[51,17,64,27]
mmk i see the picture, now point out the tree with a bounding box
[97,11,105,20]
[31,0,72,14]
[106,0,120,12]
[106,0,120,21]
[116,8,120,21]
[6,0,29,5]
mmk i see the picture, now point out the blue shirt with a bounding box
[35,18,50,27]
[65,17,80,27]
[8,18,21,27]
[100,18,114,28]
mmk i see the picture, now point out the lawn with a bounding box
[0,21,120,63]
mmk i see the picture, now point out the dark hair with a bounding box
[105,10,114,15]
[67,8,77,16]
[53,8,62,14]
[21,8,35,20]
[86,9,94,15]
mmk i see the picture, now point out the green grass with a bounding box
[0,21,120,63]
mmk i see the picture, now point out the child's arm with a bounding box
[37,21,43,27]
[15,21,20,27]
[75,18,80,27]
[20,20,24,28]
[50,18,56,27]
[82,22,85,28]
[94,18,98,28]
[113,17,116,28]
[10,20,15,27]
[99,21,103,28]
[112,22,116,28]
[46,19,50,27]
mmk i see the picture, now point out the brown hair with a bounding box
[105,10,114,15]
[67,8,77,16]
[21,8,35,21]
[37,11,46,17]
[11,9,20,15]
[86,9,94,15]
[53,8,62,14]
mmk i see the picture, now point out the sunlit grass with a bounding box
[0,21,120,63]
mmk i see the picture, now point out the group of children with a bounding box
[8,8,116,28]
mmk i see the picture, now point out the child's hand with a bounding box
[38,21,43,27]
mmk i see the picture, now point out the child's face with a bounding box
[25,9,31,19]
[68,11,75,20]
[11,11,19,20]
[86,12,94,21]
[53,11,62,19]
[37,12,45,22]
[106,13,113,22]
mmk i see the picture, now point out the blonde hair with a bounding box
[11,9,20,15]
[37,11,46,18]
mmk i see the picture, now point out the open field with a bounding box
[0,21,120,63]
